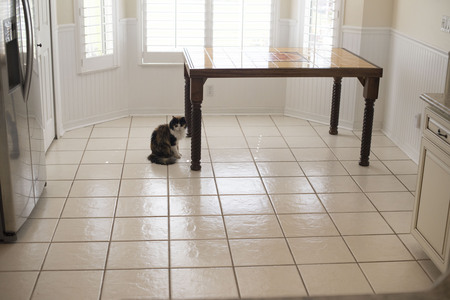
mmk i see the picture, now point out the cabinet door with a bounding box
[413,137,450,271]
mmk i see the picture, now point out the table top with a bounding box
[184,47,383,78]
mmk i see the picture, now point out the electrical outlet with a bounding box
[415,113,422,129]
[206,85,214,97]
[442,15,450,33]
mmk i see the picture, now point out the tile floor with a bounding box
[0,115,443,299]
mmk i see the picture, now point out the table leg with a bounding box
[360,99,375,166]
[359,77,380,167]
[329,77,342,135]
[184,67,192,137]
[190,78,205,171]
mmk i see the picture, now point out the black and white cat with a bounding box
[148,116,187,165]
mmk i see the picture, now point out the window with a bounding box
[143,0,206,51]
[139,0,276,64]
[139,0,340,64]
[76,0,118,73]
[211,0,273,47]
[300,0,340,50]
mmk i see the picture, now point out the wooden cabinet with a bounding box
[412,106,450,272]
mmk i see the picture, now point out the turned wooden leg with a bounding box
[329,77,342,135]
[190,77,205,171]
[359,77,380,167]
[359,98,375,166]
[184,67,192,137]
[190,101,202,171]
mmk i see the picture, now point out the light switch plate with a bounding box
[442,15,450,33]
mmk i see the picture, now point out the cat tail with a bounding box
[148,154,177,165]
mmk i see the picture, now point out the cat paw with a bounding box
[174,154,182,159]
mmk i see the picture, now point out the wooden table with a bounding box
[183,47,383,171]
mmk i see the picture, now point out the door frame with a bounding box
[49,0,64,139]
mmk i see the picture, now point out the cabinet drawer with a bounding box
[424,107,450,150]
[428,118,450,144]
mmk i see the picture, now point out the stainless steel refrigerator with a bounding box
[0,0,46,241]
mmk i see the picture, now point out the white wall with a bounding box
[56,23,128,130]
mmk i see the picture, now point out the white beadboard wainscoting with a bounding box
[383,30,448,162]
[56,24,128,132]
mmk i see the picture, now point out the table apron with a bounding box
[185,69,382,79]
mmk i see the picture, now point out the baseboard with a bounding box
[202,106,284,115]
[63,110,129,132]
[284,108,354,130]
[381,129,421,164]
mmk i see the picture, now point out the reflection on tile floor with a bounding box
[0,115,442,299]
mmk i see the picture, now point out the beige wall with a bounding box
[122,0,137,18]
[280,0,293,19]
[343,0,450,51]
[344,0,392,27]
[392,0,450,51]
[56,0,137,24]
[362,0,393,27]
[56,0,74,24]
[343,0,364,27]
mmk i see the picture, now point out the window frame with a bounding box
[74,0,119,74]
[137,0,279,65]
[297,0,342,50]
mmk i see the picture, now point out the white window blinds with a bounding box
[302,0,339,50]
[143,0,206,51]
[77,0,118,73]
[140,0,275,63]
[212,0,273,47]
[140,0,340,64]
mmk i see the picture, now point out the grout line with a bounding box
[29,125,95,298]
[280,118,378,294]
[358,159,435,282]
[236,115,311,296]
[309,122,379,294]
[166,116,172,299]
[97,116,131,299]
[208,115,242,299]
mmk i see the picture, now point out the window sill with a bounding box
[139,62,185,67]
[77,65,120,75]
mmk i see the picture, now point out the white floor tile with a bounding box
[33,271,103,300]
[360,261,432,294]
[299,263,373,296]
[18,115,432,299]
[236,266,307,298]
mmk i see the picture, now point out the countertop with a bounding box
[420,93,450,117]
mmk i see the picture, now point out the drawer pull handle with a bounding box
[438,129,448,138]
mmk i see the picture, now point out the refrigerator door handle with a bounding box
[21,0,33,101]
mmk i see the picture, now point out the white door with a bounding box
[33,0,55,151]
